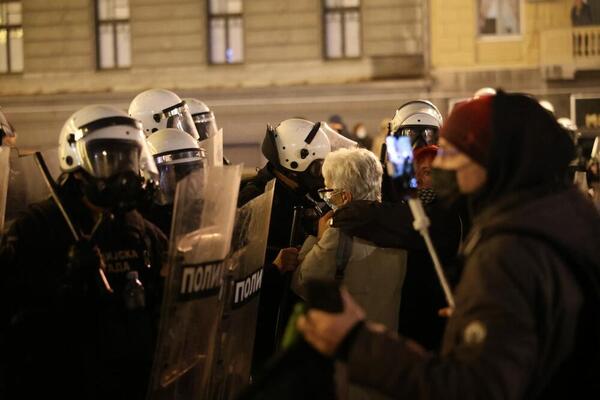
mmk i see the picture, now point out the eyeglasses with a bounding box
[317,187,344,202]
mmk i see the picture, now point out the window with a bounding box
[96,0,131,69]
[478,0,521,36]
[0,1,23,74]
[208,0,243,64]
[323,0,361,59]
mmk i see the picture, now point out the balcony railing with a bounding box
[540,25,600,78]
[573,26,600,62]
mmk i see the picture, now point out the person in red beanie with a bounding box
[297,90,600,399]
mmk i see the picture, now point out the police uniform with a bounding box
[239,163,320,372]
[0,177,167,399]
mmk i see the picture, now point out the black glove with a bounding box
[331,200,378,231]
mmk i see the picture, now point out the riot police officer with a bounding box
[0,105,167,399]
[129,88,199,139]
[238,118,331,370]
[144,127,206,235]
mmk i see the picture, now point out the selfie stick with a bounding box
[408,197,455,309]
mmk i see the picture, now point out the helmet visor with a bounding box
[156,158,205,204]
[192,111,219,141]
[160,103,200,140]
[81,139,141,179]
[397,127,439,148]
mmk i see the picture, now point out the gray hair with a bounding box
[322,147,383,201]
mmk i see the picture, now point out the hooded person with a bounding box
[297,91,600,400]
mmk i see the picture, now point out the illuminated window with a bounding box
[96,0,131,69]
[324,0,361,59]
[209,0,243,64]
[478,0,521,36]
[0,1,23,74]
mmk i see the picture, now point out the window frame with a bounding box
[476,0,524,41]
[207,0,244,65]
[322,0,363,60]
[94,0,131,71]
[0,0,24,75]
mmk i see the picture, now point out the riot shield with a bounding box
[202,128,224,167]
[0,146,9,232]
[149,165,242,400]
[211,179,275,400]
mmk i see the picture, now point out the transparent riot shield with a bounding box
[0,147,9,232]
[202,128,224,167]
[149,165,242,400]
[211,179,275,400]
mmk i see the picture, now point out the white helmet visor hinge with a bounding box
[152,101,199,140]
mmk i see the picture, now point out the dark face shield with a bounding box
[82,139,141,179]
[155,102,200,140]
[154,149,206,205]
[396,126,439,149]
[192,111,219,141]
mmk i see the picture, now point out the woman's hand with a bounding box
[273,247,299,273]
[318,210,334,240]
[297,288,366,356]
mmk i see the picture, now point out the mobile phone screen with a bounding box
[385,135,417,189]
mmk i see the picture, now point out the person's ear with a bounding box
[342,191,353,204]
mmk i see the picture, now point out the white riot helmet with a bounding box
[558,117,580,146]
[129,89,200,139]
[146,128,206,205]
[262,119,331,194]
[389,100,443,149]
[184,98,219,141]
[473,87,497,98]
[59,105,158,210]
[539,100,555,115]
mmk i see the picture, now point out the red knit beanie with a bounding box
[440,95,493,166]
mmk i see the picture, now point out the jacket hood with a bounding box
[472,187,600,271]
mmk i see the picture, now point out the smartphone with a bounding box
[385,135,417,191]
[304,279,343,313]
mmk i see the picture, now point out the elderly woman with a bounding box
[291,147,407,335]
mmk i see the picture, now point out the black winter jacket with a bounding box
[346,187,600,399]
[0,185,167,400]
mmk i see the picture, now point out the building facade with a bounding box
[429,0,600,92]
[0,0,428,96]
